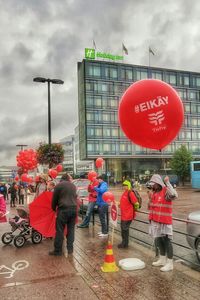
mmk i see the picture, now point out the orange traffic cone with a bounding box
[101,242,119,272]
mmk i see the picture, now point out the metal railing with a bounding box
[78,201,200,269]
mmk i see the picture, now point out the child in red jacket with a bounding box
[118,180,139,248]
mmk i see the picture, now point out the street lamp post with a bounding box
[33,77,64,145]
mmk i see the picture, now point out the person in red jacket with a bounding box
[77,177,98,228]
[147,174,178,272]
[118,180,139,248]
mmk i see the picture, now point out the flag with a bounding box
[122,43,128,55]
[149,47,155,55]
[93,39,96,49]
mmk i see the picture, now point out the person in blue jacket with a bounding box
[94,175,108,237]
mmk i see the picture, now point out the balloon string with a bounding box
[160,149,167,176]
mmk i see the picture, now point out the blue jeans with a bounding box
[98,205,108,234]
[81,201,96,226]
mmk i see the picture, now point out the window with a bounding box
[86,96,93,107]
[86,112,94,121]
[87,127,94,137]
[189,143,199,153]
[111,128,118,137]
[88,64,101,77]
[192,76,200,87]
[105,67,118,79]
[179,130,191,140]
[94,82,108,93]
[103,143,111,152]
[191,118,198,126]
[136,69,148,80]
[102,112,110,122]
[184,103,190,113]
[86,82,93,91]
[151,71,162,80]
[180,74,189,86]
[189,90,197,100]
[110,98,118,108]
[126,69,133,80]
[165,73,177,85]
[120,68,133,80]
[191,104,197,113]
[177,88,187,100]
[94,97,102,107]
[95,127,102,137]
[103,128,111,137]
[192,130,200,139]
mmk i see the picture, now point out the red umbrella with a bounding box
[29,191,57,237]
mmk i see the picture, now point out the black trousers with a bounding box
[54,209,77,254]
[120,220,132,246]
[156,236,173,259]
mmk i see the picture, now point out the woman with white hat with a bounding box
[147,174,178,272]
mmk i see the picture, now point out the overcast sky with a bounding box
[1,0,200,166]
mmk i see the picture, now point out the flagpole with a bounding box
[149,47,151,67]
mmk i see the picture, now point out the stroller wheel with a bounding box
[13,235,26,248]
[2,232,13,244]
[32,231,42,244]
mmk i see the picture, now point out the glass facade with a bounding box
[78,59,200,180]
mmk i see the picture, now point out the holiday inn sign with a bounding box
[85,48,124,61]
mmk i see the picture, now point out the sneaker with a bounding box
[77,224,89,228]
[49,251,62,256]
[98,233,108,237]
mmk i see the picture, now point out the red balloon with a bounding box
[102,191,115,203]
[48,169,58,179]
[119,79,184,150]
[21,173,28,182]
[95,157,104,168]
[88,171,97,181]
[56,164,63,173]
[15,176,19,181]
[35,175,40,182]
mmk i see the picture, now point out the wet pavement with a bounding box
[0,213,200,300]
[1,187,200,299]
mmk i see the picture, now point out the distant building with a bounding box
[0,166,17,182]
[78,58,200,181]
[60,130,94,177]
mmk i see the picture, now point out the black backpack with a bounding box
[128,189,142,209]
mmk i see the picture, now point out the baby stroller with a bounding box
[1,207,42,248]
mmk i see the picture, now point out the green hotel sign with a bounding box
[85,48,123,61]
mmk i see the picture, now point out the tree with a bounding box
[170,145,193,186]
[36,143,64,168]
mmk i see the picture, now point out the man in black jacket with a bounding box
[49,173,78,256]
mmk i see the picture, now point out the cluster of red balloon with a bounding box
[118,79,184,150]
[16,149,38,173]
[48,164,63,179]
[15,164,63,183]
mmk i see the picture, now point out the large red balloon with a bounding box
[102,191,115,203]
[118,79,184,150]
[95,157,104,168]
